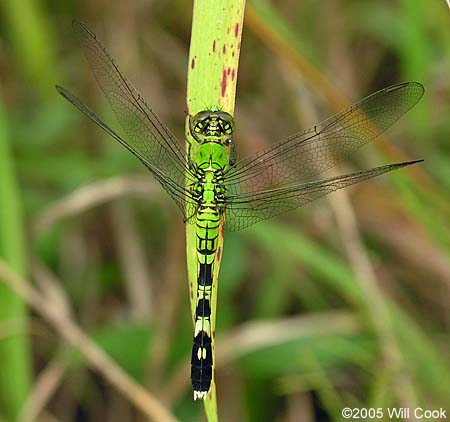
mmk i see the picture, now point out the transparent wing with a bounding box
[224,82,424,230]
[56,86,197,217]
[225,82,424,193]
[67,20,197,214]
[225,160,422,231]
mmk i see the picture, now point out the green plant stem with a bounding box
[1,0,58,102]
[186,1,246,419]
[0,98,32,420]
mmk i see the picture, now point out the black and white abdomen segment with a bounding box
[191,201,222,400]
[191,280,213,399]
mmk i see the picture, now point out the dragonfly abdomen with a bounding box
[191,168,225,400]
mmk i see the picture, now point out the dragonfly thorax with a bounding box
[193,142,232,172]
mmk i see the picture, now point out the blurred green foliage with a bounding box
[0,0,449,421]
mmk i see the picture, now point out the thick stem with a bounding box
[186,1,246,419]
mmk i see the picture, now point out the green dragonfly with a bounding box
[57,20,424,401]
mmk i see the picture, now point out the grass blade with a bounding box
[0,97,32,420]
[186,1,246,419]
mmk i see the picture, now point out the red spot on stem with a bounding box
[221,69,227,97]
[234,23,240,37]
[231,69,235,80]
[223,44,227,54]
[212,40,216,52]
[191,57,195,69]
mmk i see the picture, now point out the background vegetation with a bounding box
[0,0,449,421]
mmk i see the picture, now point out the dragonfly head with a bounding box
[190,110,235,145]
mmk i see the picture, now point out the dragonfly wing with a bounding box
[225,160,422,231]
[71,20,195,181]
[56,85,197,218]
[225,82,424,196]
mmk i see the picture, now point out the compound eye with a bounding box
[225,121,235,135]
[194,122,203,133]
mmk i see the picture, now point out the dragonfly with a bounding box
[57,20,424,401]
